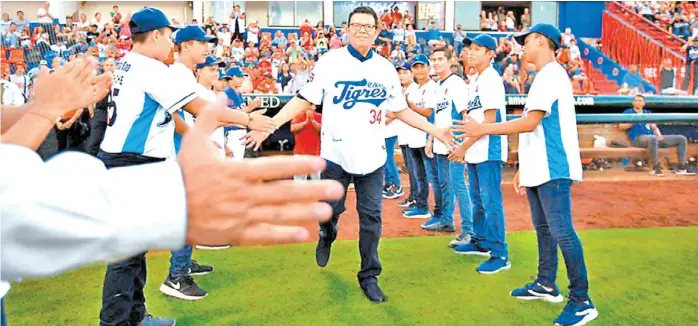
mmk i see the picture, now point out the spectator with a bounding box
[329,33,342,49]
[427,21,440,47]
[562,27,575,46]
[15,11,28,33]
[247,20,260,45]
[86,24,99,45]
[658,57,687,95]
[218,23,232,46]
[502,65,520,94]
[453,24,465,56]
[0,13,11,34]
[291,106,322,181]
[230,5,246,42]
[93,12,106,32]
[76,13,89,33]
[393,21,406,47]
[619,64,645,95]
[37,2,54,24]
[1,78,24,106]
[619,94,694,176]
[505,11,516,31]
[2,22,19,48]
[480,10,488,30]
[405,23,416,46]
[568,38,581,61]
[277,63,292,93]
[110,5,122,25]
[272,30,287,49]
[10,65,30,101]
[521,8,531,29]
[391,7,403,25]
[681,37,698,95]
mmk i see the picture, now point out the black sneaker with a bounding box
[315,238,333,267]
[650,167,664,177]
[189,260,213,276]
[397,199,415,208]
[159,275,208,301]
[195,244,231,250]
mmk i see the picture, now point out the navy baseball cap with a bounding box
[514,23,562,50]
[225,66,247,78]
[411,54,430,66]
[396,62,412,71]
[175,25,217,44]
[130,7,178,34]
[196,55,226,70]
[463,34,497,51]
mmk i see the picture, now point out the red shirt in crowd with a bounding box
[292,110,322,156]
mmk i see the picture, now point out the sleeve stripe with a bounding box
[166,92,197,113]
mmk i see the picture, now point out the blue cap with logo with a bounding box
[175,25,217,44]
[514,23,562,50]
[463,34,497,51]
[196,55,226,70]
[395,62,412,71]
[411,54,430,67]
[130,7,178,34]
[223,66,248,79]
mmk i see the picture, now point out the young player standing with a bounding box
[97,9,275,326]
[242,6,453,303]
[223,66,261,160]
[391,63,420,207]
[455,24,598,326]
[449,34,510,274]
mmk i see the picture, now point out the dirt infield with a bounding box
[258,180,698,245]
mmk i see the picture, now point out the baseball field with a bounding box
[6,176,698,325]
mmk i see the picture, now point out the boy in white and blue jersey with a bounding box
[241,6,453,303]
[222,66,262,160]
[450,34,510,275]
[455,24,598,326]
[422,46,471,234]
[98,9,276,326]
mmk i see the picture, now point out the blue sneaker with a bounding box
[554,300,599,326]
[403,207,431,219]
[476,256,511,274]
[138,314,176,326]
[393,185,404,197]
[420,216,440,229]
[510,282,564,303]
[423,221,455,232]
[453,243,491,257]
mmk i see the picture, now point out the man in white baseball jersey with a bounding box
[396,61,431,219]
[242,6,453,303]
[422,46,470,234]
[450,34,510,275]
[455,24,597,326]
[97,8,276,326]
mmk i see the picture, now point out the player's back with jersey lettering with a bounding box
[100,52,198,158]
[518,61,582,187]
[433,74,468,155]
[299,46,407,175]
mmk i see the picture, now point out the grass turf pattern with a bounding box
[6,227,698,325]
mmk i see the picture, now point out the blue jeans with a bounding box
[401,145,415,200]
[526,179,590,302]
[406,147,429,210]
[383,136,400,187]
[1,298,7,326]
[468,161,508,258]
[449,160,472,235]
[169,245,193,278]
[434,154,454,224]
[423,154,443,217]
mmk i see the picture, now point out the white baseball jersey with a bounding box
[518,62,583,187]
[100,53,198,158]
[394,82,419,145]
[404,80,438,149]
[465,66,508,164]
[298,46,407,174]
[433,74,468,155]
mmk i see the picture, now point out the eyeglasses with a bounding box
[348,23,376,33]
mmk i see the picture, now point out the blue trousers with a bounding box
[449,160,472,235]
[383,136,400,187]
[423,154,443,217]
[405,147,429,210]
[434,154,454,224]
[169,246,193,278]
[526,179,590,302]
[1,298,7,326]
[468,161,508,258]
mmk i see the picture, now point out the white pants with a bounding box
[225,129,248,161]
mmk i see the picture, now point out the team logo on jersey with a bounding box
[157,111,173,127]
[435,99,449,113]
[467,95,482,113]
[332,79,388,110]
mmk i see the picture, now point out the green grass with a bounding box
[6,227,698,326]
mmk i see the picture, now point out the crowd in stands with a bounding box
[1,3,597,101]
[626,0,698,40]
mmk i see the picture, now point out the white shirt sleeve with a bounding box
[524,69,556,116]
[478,71,505,112]
[145,64,199,114]
[0,145,187,281]
[298,56,328,105]
[386,68,408,112]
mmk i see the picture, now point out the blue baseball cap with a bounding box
[224,66,248,78]
[395,62,412,71]
[463,34,497,51]
[175,25,217,44]
[130,7,178,34]
[514,23,562,50]
[411,54,430,66]
[196,55,226,70]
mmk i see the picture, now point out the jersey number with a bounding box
[107,90,117,126]
[369,109,382,124]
